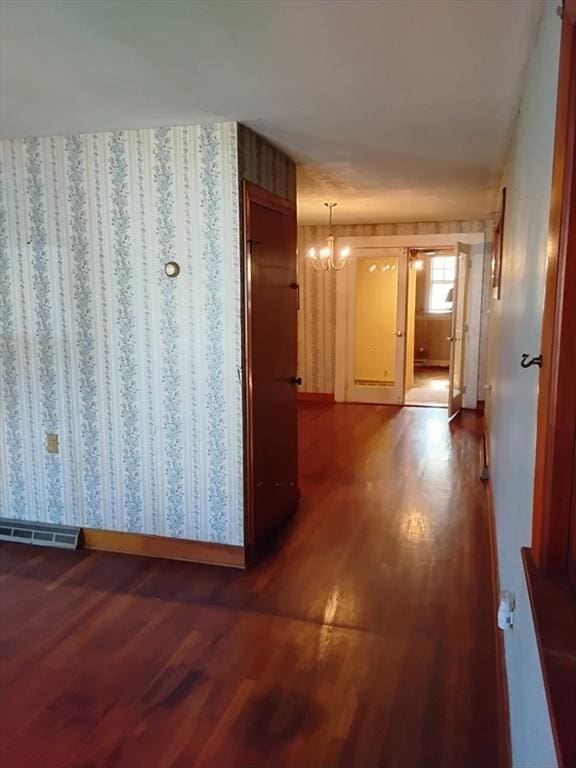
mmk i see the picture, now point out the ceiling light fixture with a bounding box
[307,203,350,271]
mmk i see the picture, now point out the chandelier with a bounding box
[408,249,425,271]
[307,203,351,271]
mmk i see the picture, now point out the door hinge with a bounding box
[290,282,300,310]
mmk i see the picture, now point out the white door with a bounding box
[448,242,471,418]
[344,247,407,404]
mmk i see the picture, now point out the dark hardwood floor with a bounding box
[0,404,502,768]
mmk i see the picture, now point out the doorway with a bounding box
[335,236,478,415]
[405,248,455,409]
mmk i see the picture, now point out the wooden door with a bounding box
[532,0,576,574]
[448,242,471,418]
[244,183,298,551]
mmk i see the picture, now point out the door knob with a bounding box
[291,376,302,386]
[393,331,405,337]
[446,336,455,341]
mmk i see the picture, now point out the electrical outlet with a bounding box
[46,433,59,454]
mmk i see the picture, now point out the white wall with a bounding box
[0,124,244,544]
[486,4,561,766]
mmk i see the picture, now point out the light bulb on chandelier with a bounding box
[307,203,351,271]
[408,248,425,271]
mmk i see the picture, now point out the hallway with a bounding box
[0,405,502,768]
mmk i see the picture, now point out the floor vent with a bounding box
[0,518,81,550]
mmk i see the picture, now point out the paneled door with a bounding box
[448,242,471,418]
[344,247,408,404]
[244,182,299,552]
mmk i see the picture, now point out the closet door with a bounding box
[244,182,299,552]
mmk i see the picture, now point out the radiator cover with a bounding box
[0,518,81,549]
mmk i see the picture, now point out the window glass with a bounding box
[429,255,456,312]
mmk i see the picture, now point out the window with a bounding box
[428,255,456,312]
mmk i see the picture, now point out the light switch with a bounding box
[46,433,59,454]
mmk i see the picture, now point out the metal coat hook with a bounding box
[521,354,542,369]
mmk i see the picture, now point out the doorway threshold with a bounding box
[405,387,448,408]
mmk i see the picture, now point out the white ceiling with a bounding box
[0,0,544,223]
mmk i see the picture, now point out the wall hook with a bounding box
[521,353,542,369]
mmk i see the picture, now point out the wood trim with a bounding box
[82,529,246,569]
[532,0,576,571]
[523,548,576,768]
[243,180,296,217]
[492,187,506,300]
[298,392,335,403]
[242,181,297,561]
[482,416,512,768]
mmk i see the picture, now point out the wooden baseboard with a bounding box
[298,392,335,403]
[82,528,246,569]
[481,416,512,768]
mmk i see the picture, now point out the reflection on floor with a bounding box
[0,404,502,767]
[405,365,449,407]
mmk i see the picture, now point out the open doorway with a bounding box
[404,248,454,408]
[334,236,477,416]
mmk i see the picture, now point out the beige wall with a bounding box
[415,259,428,311]
[414,314,451,364]
[405,267,417,388]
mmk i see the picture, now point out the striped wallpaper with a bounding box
[0,123,244,544]
[237,124,297,204]
[297,219,493,393]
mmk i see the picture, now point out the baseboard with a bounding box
[414,359,449,367]
[82,528,246,569]
[482,416,512,768]
[298,392,335,403]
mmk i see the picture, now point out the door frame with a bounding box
[243,181,297,557]
[448,242,472,418]
[334,233,485,408]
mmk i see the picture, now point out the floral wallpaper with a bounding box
[0,123,244,544]
[237,124,296,204]
[297,219,493,393]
